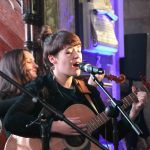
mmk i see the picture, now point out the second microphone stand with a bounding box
[90,73,143,150]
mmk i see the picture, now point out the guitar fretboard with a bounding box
[87,92,138,134]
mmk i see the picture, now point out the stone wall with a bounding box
[124,0,150,79]
[44,0,75,32]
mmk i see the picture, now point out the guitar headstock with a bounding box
[105,74,126,84]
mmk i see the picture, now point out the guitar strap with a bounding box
[75,79,99,114]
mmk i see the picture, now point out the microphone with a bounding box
[79,63,104,74]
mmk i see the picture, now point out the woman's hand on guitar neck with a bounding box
[129,86,147,120]
[51,117,87,135]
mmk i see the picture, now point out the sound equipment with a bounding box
[120,33,147,81]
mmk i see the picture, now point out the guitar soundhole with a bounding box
[65,135,85,147]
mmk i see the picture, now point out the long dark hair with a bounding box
[0,48,29,95]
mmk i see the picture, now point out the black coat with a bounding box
[4,73,134,141]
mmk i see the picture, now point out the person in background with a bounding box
[0,48,38,118]
[122,84,150,150]
[0,25,52,134]
[0,48,38,149]
[4,30,147,150]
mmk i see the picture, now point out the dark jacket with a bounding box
[4,73,133,141]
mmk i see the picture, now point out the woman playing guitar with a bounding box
[3,30,147,150]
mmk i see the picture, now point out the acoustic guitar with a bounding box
[4,91,138,150]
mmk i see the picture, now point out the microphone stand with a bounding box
[0,70,108,150]
[105,101,122,150]
[26,113,51,150]
[90,73,143,150]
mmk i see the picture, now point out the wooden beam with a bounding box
[0,21,24,49]
[0,38,11,51]
[0,1,24,39]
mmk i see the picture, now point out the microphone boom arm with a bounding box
[91,73,143,136]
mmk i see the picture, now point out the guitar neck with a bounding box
[121,92,138,109]
[87,92,138,134]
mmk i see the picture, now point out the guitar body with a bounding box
[4,135,42,150]
[50,104,102,150]
[4,104,102,150]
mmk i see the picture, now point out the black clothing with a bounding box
[0,92,21,141]
[0,93,18,119]
[4,73,132,141]
[0,81,32,119]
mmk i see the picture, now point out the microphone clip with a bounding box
[26,113,46,128]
